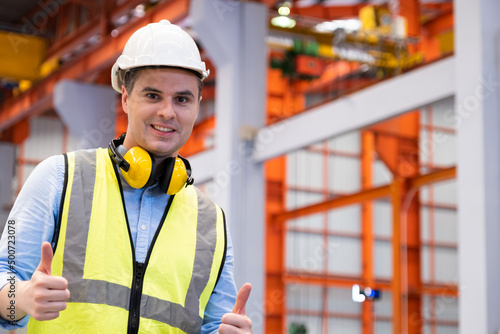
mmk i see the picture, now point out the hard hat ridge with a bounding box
[111,20,209,92]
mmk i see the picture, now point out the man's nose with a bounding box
[158,100,176,119]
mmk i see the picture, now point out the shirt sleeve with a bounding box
[0,155,64,329]
[200,229,237,334]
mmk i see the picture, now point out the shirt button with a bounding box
[144,190,149,196]
[141,225,147,231]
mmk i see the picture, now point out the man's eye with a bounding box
[146,93,159,99]
[177,96,188,103]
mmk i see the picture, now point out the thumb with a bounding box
[232,283,252,315]
[36,242,53,275]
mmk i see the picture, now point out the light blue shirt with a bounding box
[0,154,236,332]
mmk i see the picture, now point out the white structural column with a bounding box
[0,143,15,232]
[54,80,117,149]
[456,1,500,333]
[190,0,267,331]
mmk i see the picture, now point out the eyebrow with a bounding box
[176,90,196,98]
[140,87,195,98]
[141,87,162,94]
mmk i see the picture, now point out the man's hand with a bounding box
[15,242,70,321]
[219,283,252,333]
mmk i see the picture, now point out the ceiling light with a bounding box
[278,6,290,16]
[315,19,361,33]
[271,16,296,29]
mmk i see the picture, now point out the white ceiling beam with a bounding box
[252,56,455,162]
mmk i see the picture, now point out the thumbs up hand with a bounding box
[16,242,70,321]
[219,283,253,333]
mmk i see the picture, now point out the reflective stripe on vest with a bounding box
[28,148,226,334]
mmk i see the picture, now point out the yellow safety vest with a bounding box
[27,148,226,333]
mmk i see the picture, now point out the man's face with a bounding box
[121,67,201,158]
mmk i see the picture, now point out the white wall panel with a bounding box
[328,236,361,275]
[286,231,324,272]
[428,97,456,128]
[24,116,64,160]
[376,321,393,334]
[328,318,361,333]
[328,205,361,233]
[423,296,458,322]
[328,131,361,153]
[328,287,361,314]
[373,160,393,187]
[420,181,457,204]
[421,207,457,244]
[374,240,392,279]
[434,210,458,243]
[287,315,321,334]
[286,284,323,311]
[374,201,392,237]
[435,247,458,283]
[289,214,324,230]
[374,291,392,317]
[286,191,324,211]
[286,150,324,189]
[422,246,458,283]
[328,156,360,193]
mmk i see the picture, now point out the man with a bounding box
[0,20,252,333]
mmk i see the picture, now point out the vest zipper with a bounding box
[128,261,145,334]
[112,158,175,333]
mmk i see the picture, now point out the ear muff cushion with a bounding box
[160,157,190,195]
[167,158,189,195]
[121,147,155,188]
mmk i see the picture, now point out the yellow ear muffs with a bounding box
[160,156,193,195]
[121,146,156,189]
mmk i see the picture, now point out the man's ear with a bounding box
[122,85,129,114]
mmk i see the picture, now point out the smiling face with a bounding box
[121,67,201,160]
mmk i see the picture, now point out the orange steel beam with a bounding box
[284,271,458,297]
[409,166,456,189]
[274,184,392,224]
[284,271,392,290]
[361,131,375,334]
[0,0,189,135]
[273,167,455,225]
[48,0,151,58]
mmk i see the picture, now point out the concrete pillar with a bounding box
[190,1,267,331]
[0,143,15,232]
[54,80,117,149]
[455,0,500,333]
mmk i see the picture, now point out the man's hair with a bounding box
[123,66,203,99]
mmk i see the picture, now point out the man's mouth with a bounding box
[152,125,174,133]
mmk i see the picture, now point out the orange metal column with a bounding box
[361,131,375,334]
[371,111,422,334]
[398,0,421,37]
[392,177,403,334]
[265,157,286,334]
[404,180,422,334]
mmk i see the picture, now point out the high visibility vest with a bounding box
[27,148,227,334]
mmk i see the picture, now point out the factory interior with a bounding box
[0,0,499,333]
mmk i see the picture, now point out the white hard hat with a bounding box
[111,20,209,92]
